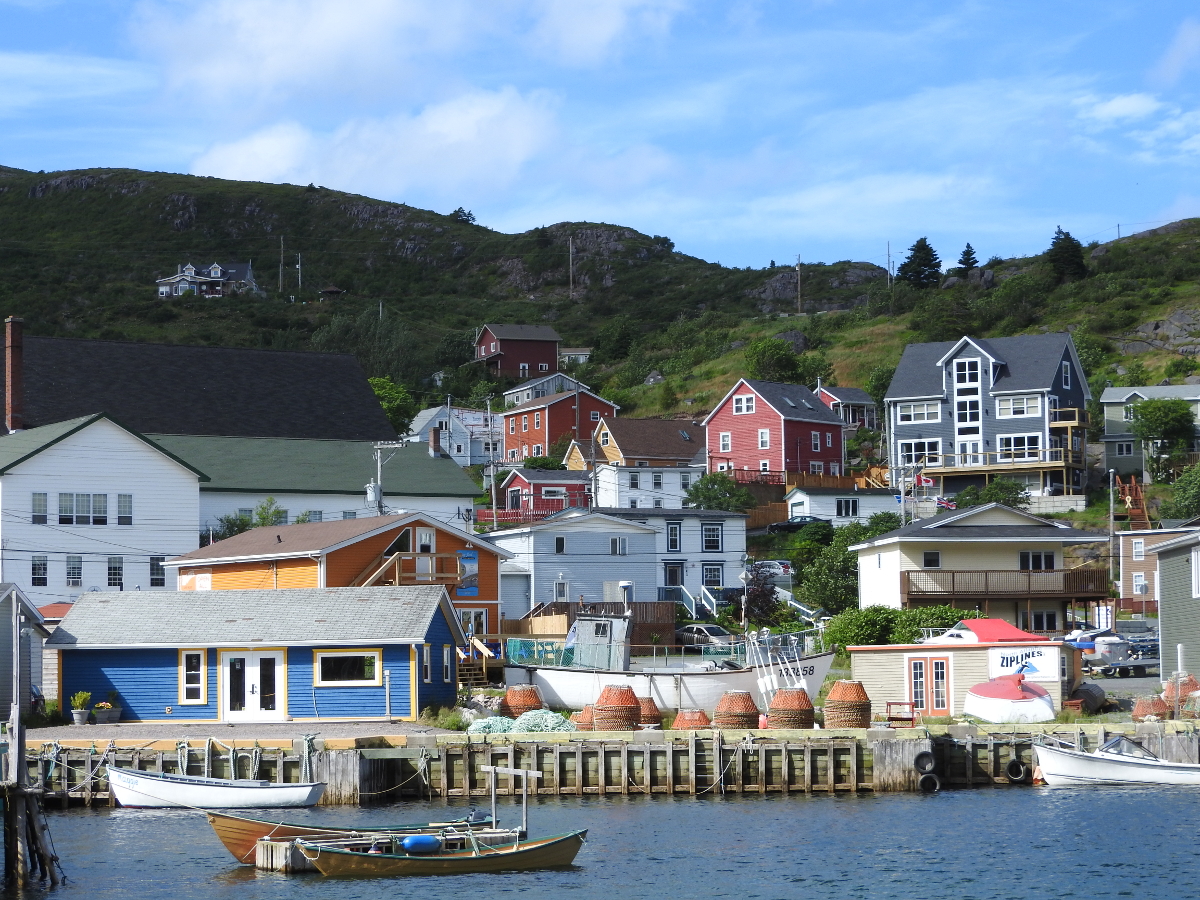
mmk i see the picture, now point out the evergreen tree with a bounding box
[957,243,978,271]
[1046,227,1087,282]
[896,237,942,288]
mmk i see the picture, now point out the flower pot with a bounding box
[92,708,110,724]
[71,709,88,725]
[109,706,123,723]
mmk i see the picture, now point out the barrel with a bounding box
[501,684,545,718]
[767,687,815,729]
[637,696,662,727]
[593,684,640,731]
[823,680,871,728]
[671,708,711,730]
[570,704,595,731]
[712,690,760,729]
[1132,695,1169,722]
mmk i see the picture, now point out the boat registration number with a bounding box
[780,665,817,677]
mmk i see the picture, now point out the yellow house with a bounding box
[849,503,1109,633]
[565,417,705,470]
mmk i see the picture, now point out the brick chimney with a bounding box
[5,316,23,433]
[428,427,442,457]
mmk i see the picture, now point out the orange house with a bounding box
[165,514,512,635]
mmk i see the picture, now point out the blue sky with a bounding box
[4,2,1200,270]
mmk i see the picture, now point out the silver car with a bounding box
[675,623,736,648]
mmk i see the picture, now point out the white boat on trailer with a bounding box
[107,766,326,808]
[504,614,834,713]
[1034,734,1200,786]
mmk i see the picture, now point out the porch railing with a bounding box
[901,568,1109,599]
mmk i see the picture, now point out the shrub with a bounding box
[70,691,91,711]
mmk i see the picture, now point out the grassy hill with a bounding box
[3,162,1200,415]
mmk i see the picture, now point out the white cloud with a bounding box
[191,87,558,204]
[1150,18,1200,88]
[0,52,153,115]
[1078,93,1163,123]
[524,0,686,66]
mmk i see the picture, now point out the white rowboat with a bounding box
[1034,735,1200,786]
[107,766,325,808]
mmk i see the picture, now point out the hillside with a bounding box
[3,163,1200,416]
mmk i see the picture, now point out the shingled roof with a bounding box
[482,324,562,342]
[45,586,465,648]
[5,333,395,441]
[705,380,843,426]
[599,417,706,462]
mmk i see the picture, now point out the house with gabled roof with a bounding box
[502,390,618,463]
[591,416,706,468]
[502,373,589,408]
[47,585,464,723]
[475,324,562,378]
[885,333,1090,506]
[165,512,511,637]
[497,468,591,517]
[155,261,260,297]
[849,503,1109,633]
[702,379,846,476]
[1099,383,1200,478]
[406,404,503,467]
[0,413,208,606]
[816,384,878,431]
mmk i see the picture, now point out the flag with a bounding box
[894,495,903,504]
[917,474,935,487]
[936,497,957,510]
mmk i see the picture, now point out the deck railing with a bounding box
[901,568,1109,599]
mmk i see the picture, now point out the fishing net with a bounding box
[511,710,576,733]
[466,716,516,734]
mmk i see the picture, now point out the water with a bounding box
[27,787,1200,899]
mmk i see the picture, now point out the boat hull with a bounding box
[962,692,1056,724]
[300,830,587,876]
[208,811,495,864]
[504,650,835,714]
[1034,743,1200,786]
[108,767,325,809]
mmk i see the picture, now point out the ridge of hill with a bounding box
[2,163,1200,416]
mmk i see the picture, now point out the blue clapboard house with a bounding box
[46,586,465,723]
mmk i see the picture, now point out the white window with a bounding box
[1115,442,1134,457]
[1132,539,1145,561]
[809,461,824,474]
[826,432,833,447]
[180,650,207,704]
[681,473,692,490]
[66,555,82,587]
[923,551,941,568]
[1019,551,1055,570]
[107,556,123,589]
[629,499,639,508]
[732,394,756,414]
[899,440,941,466]
[999,434,1041,460]
[520,363,529,377]
[758,429,770,449]
[31,556,47,587]
[836,498,859,517]
[509,419,516,434]
[307,510,323,523]
[490,341,497,352]
[533,444,543,456]
[542,487,566,500]
[955,359,980,385]
[897,402,941,423]
[31,493,46,525]
[719,433,731,452]
[522,415,529,432]
[610,537,628,555]
[667,522,683,551]
[422,645,432,683]
[702,523,723,551]
[1062,361,1071,389]
[629,473,640,489]
[811,432,820,452]
[342,511,357,519]
[997,395,1041,417]
[653,499,663,508]
[652,473,663,489]
[830,463,840,476]
[539,363,549,372]
[554,580,568,601]
[443,645,453,683]
[956,400,980,424]
[760,460,770,471]
[1132,571,1147,595]
[588,411,599,423]
[702,564,724,587]
[534,412,541,429]
[600,431,610,446]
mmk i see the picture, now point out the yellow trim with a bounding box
[216,647,289,722]
[312,648,384,687]
[177,648,208,705]
[409,646,418,720]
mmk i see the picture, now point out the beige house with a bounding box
[849,503,1109,633]
[1117,526,1198,616]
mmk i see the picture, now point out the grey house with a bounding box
[1149,530,1200,673]
[1099,384,1200,478]
[885,333,1090,501]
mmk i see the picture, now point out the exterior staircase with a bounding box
[457,658,489,691]
[1115,475,1150,530]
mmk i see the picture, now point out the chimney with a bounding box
[429,427,442,457]
[5,316,23,433]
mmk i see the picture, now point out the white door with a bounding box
[416,528,436,580]
[220,650,286,722]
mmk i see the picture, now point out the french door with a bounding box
[908,655,950,717]
[220,650,286,722]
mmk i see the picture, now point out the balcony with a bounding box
[1049,407,1089,426]
[912,447,1087,474]
[351,552,464,587]
[901,568,1109,603]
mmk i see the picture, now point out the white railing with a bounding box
[699,586,721,616]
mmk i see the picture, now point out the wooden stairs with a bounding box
[1115,475,1150,530]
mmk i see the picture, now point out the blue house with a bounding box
[46,586,465,723]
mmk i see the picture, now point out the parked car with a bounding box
[675,624,736,648]
[749,559,792,577]
[767,515,831,534]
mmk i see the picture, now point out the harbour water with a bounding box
[30,787,1200,899]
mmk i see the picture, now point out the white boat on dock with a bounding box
[1034,735,1200,786]
[107,767,325,808]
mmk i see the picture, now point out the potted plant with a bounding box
[70,691,91,725]
[107,690,123,723]
[93,701,112,724]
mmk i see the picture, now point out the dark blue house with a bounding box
[885,333,1091,500]
[47,586,464,723]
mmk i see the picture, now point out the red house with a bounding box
[503,390,618,462]
[702,379,846,475]
[475,324,562,378]
[498,469,592,511]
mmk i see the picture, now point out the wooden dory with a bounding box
[208,810,497,865]
[1035,735,1200,786]
[107,767,325,809]
[296,829,588,876]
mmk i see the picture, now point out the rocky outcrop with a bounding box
[1117,309,1200,355]
[162,193,196,231]
[827,264,885,288]
[27,173,112,198]
[773,330,809,353]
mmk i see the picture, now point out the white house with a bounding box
[406,405,503,467]
[0,415,206,606]
[784,485,898,526]
[593,463,705,510]
[502,373,589,408]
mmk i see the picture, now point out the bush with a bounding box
[70,691,91,711]
[823,604,982,647]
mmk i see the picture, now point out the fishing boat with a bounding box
[1034,734,1200,786]
[208,809,495,864]
[295,829,587,876]
[504,614,834,713]
[107,767,325,809]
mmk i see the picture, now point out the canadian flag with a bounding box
[916,475,935,487]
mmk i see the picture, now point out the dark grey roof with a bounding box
[1100,385,1200,403]
[8,335,395,441]
[820,386,875,405]
[849,504,1104,548]
[886,332,1077,400]
[742,381,844,425]
[46,586,463,648]
[786,485,894,496]
[506,390,614,414]
[483,324,562,342]
[595,507,748,520]
[501,468,591,485]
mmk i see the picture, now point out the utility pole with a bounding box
[795,255,803,316]
[568,236,574,301]
[296,253,302,296]
[279,236,284,295]
[1108,468,1116,584]
[487,397,498,529]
